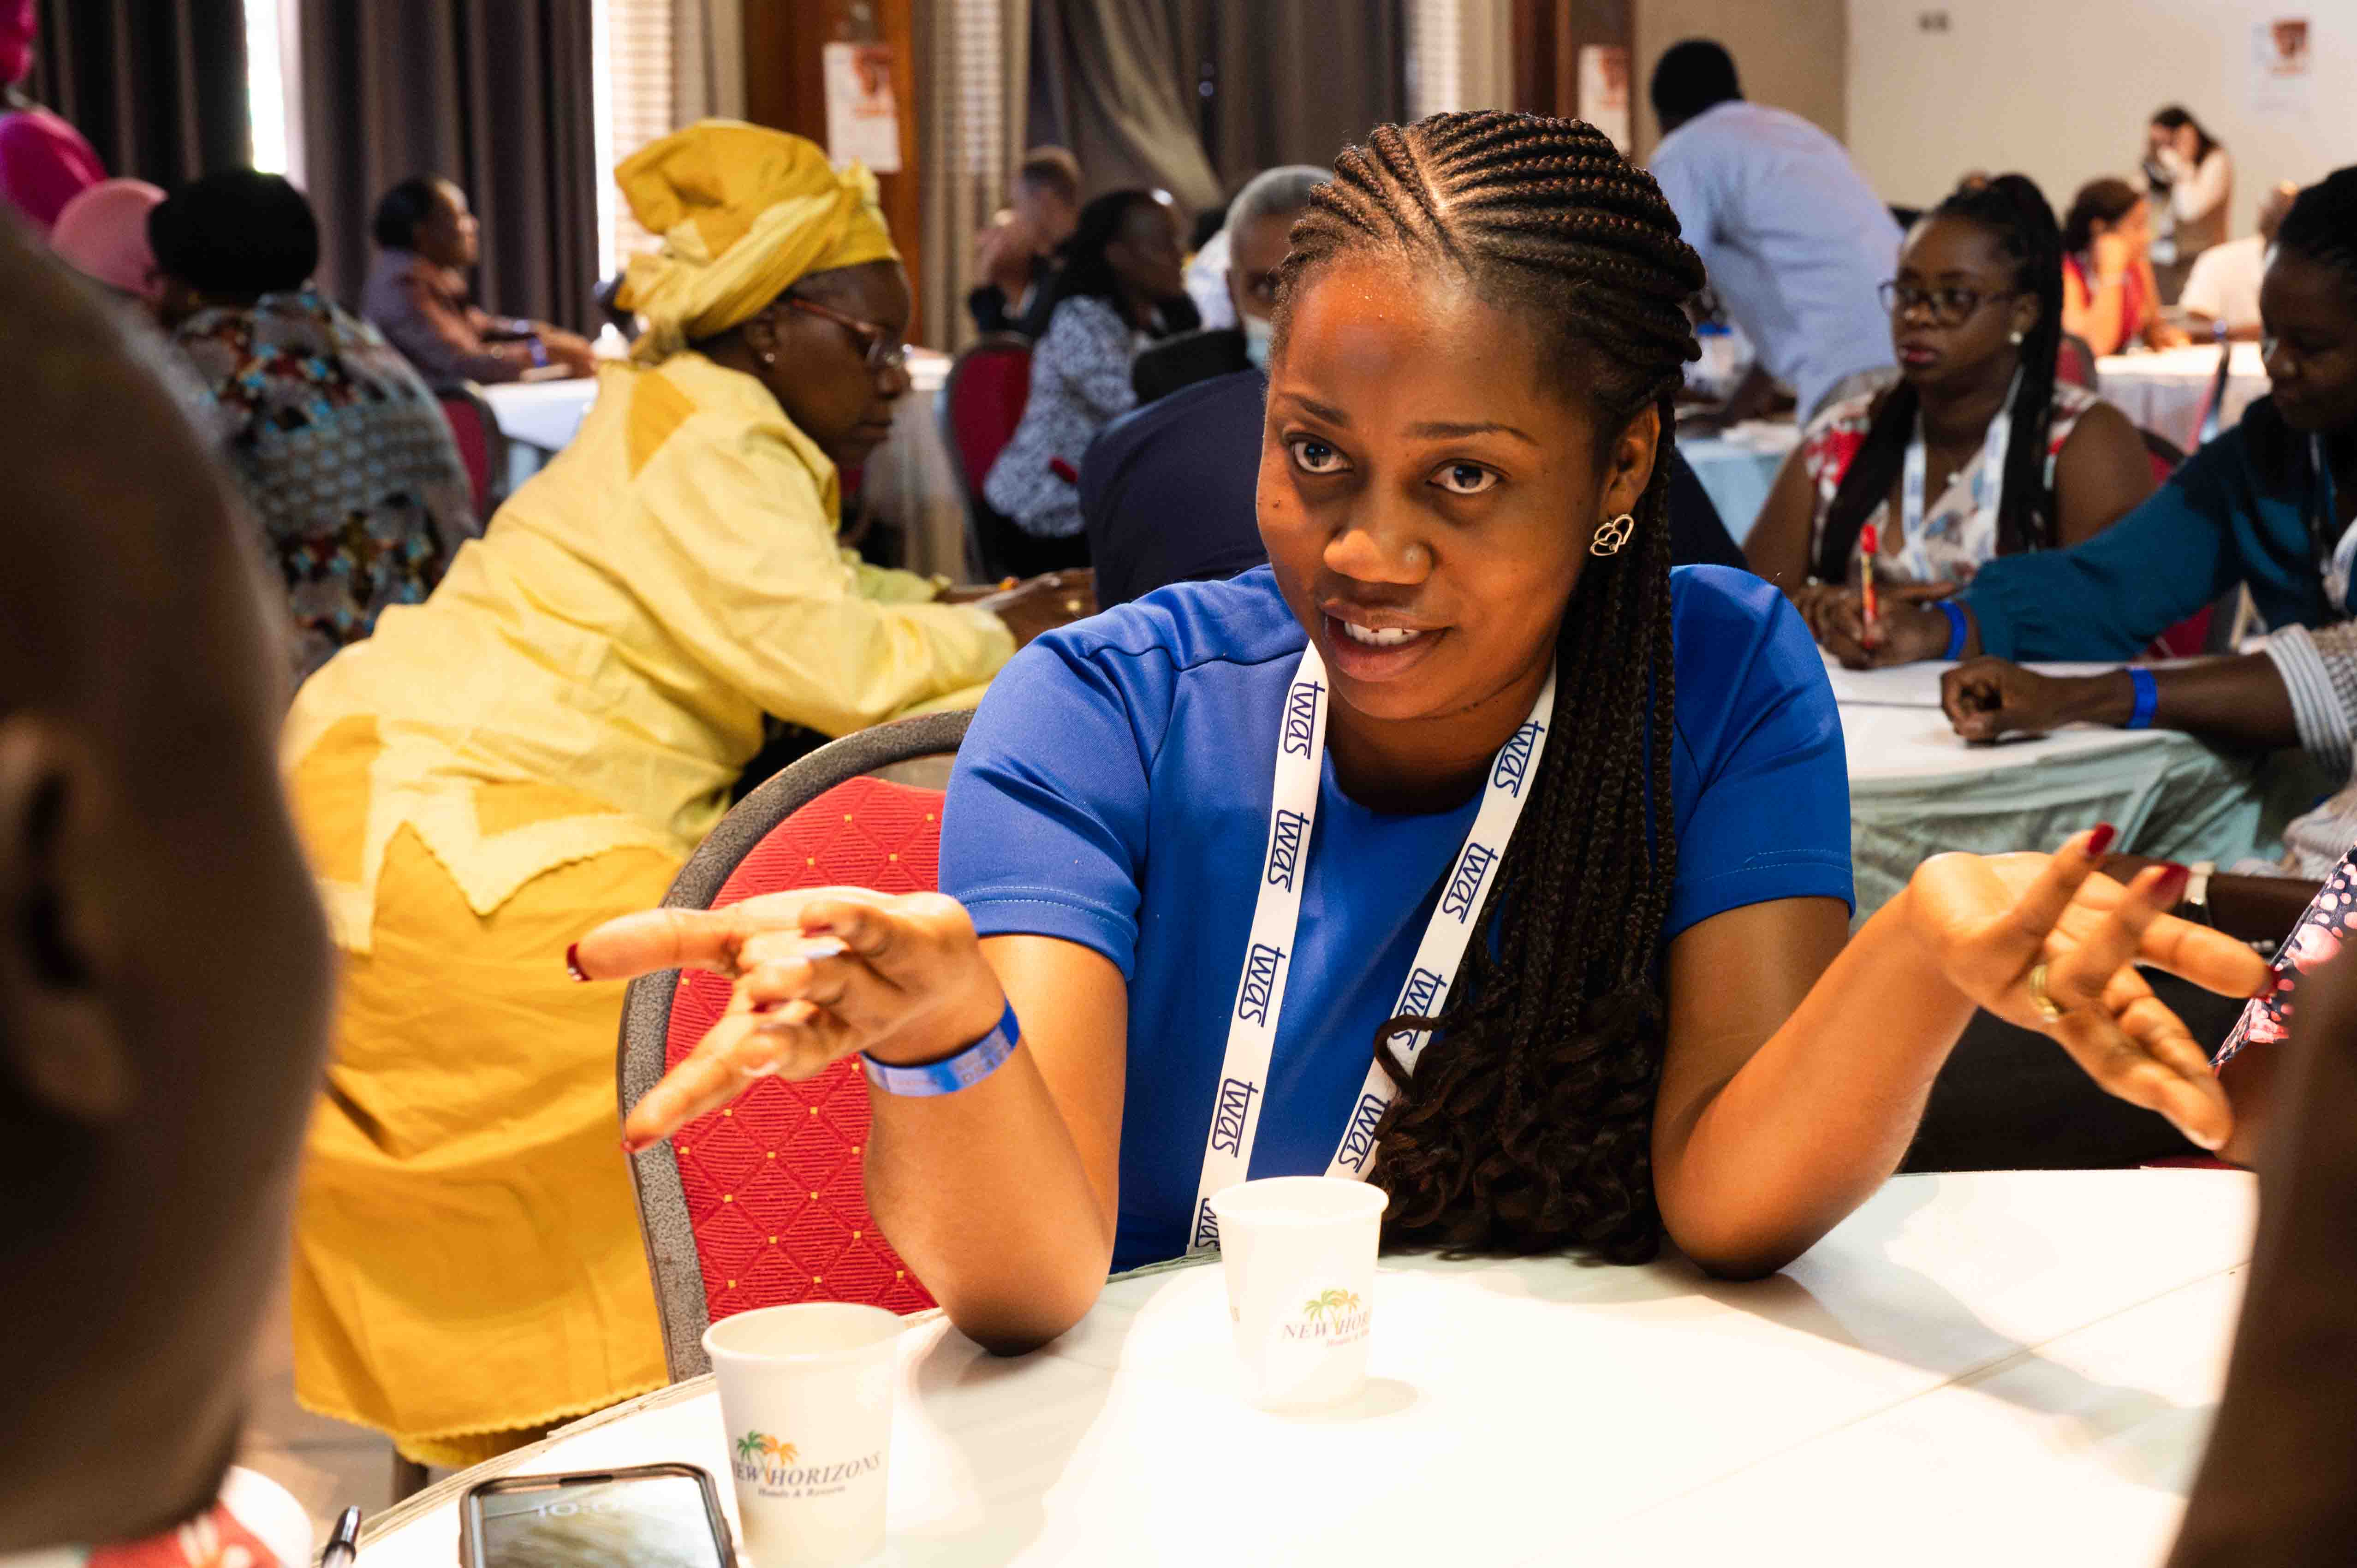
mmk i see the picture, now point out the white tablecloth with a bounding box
[358,1170,2254,1568]
[1831,654,2313,919]
[477,357,970,580]
[1680,418,1797,547]
[2097,342,2268,453]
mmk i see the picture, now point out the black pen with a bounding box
[321,1505,363,1568]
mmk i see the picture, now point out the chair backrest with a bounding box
[436,382,508,520]
[940,334,1032,506]
[620,711,972,1380]
[2055,333,2100,391]
[2193,338,2237,447]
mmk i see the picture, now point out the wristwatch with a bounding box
[2182,861,2216,927]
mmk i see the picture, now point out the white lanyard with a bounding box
[2316,435,2357,614]
[1895,372,2019,582]
[1187,644,1556,1252]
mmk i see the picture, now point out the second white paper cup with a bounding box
[1208,1176,1388,1410]
[704,1302,902,1568]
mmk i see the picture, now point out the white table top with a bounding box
[360,1170,2253,1568]
[2097,340,2268,387]
[479,374,600,451]
[1828,654,2184,783]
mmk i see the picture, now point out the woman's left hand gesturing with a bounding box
[1900,829,2276,1151]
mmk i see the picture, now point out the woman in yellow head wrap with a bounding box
[281,121,1084,1466]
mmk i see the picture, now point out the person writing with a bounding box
[2144,106,2233,301]
[578,112,2268,1356]
[982,188,1195,566]
[1835,167,2357,668]
[282,123,1084,1469]
[2061,177,2190,356]
[1748,174,2156,657]
[0,217,335,1561]
[361,174,597,386]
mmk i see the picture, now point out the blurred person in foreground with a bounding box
[362,174,597,386]
[983,188,1195,566]
[968,146,1082,340]
[1130,165,1326,405]
[1648,38,1900,425]
[150,170,478,681]
[2181,181,2299,343]
[2060,177,2189,356]
[281,121,1084,1468]
[1837,167,2357,668]
[0,215,334,1557]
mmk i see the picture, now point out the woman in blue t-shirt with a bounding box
[578,112,2269,1354]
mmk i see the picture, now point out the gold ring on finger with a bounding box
[2027,961,2064,1023]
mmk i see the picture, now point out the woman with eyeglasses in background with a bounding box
[278,123,1087,1471]
[1749,175,2157,660]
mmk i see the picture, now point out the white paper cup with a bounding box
[704,1302,902,1568]
[1208,1176,1388,1409]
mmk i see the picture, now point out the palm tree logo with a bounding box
[1301,1288,1363,1324]
[761,1435,799,1466]
[737,1432,798,1469]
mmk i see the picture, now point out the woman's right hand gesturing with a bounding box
[573,888,1009,1151]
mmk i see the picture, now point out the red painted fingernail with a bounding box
[565,943,589,982]
[2085,822,2116,856]
[2152,863,2190,903]
[621,1135,654,1155]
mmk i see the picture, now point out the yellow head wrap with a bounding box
[613,119,900,363]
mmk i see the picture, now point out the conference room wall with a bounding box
[1847,0,2357,238]
[1631,0,1850,158]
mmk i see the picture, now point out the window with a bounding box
[242,0,301,183]
[592,0,676,281]
[1407,0,1466,120]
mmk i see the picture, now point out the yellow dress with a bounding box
[283,353,1012,1465]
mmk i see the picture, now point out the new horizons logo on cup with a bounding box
[704,1303,901,1567]
[730,1431,885,1502]
[1209,1176,1387,1409]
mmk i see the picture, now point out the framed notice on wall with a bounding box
[1577,45,1631,154]
[2247,17,2312,115]
[822,41,902,172]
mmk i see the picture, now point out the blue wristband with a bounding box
[1936,600,1968,661]
[2125,666,2159,730]
[861,999,1021,1096]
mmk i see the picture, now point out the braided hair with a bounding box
[2274,166,2357,298]
[1814,174,2065,583]
[1269,111,1703,1263]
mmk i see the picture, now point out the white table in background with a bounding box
[1831,655,2314,920]
[1681,417,1798,547]
[2098,342,2268,453]
[357,1170,2255,1568]
[476,357,970,581]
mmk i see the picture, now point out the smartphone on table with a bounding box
[459,1463,737,1568]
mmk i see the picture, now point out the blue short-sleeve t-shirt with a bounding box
[942,565,1851,1270]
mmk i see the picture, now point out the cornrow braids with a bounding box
[2275,167,2357,302]
[1815,173,2066,583]
[1270,111,1704,1263]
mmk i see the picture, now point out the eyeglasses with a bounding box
[781,295,909,375]
[1876,280,2015,327]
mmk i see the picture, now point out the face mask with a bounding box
[1243,312,1273,370]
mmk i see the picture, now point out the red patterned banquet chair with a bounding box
[435,381,508,520]
[938,332,1034,578]
[619,711,970,1379]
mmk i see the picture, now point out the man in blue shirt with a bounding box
[1648,40,1900,424]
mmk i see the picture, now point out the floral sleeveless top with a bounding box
[1800,380,2102,587]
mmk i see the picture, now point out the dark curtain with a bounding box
[27,0,250,186]
[1026,0,1221,214]
[1182,0,1405,190]
[295,0,597,329]
[1028,0,1404,213]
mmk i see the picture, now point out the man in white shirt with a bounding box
[2180,181,2299,342]
[1647,39,1900,423]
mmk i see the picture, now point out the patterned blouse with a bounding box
[983,295,1149,540]
[171,290,479,679]
[1800,380,2102,587]
[2219,847,2357,1068]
